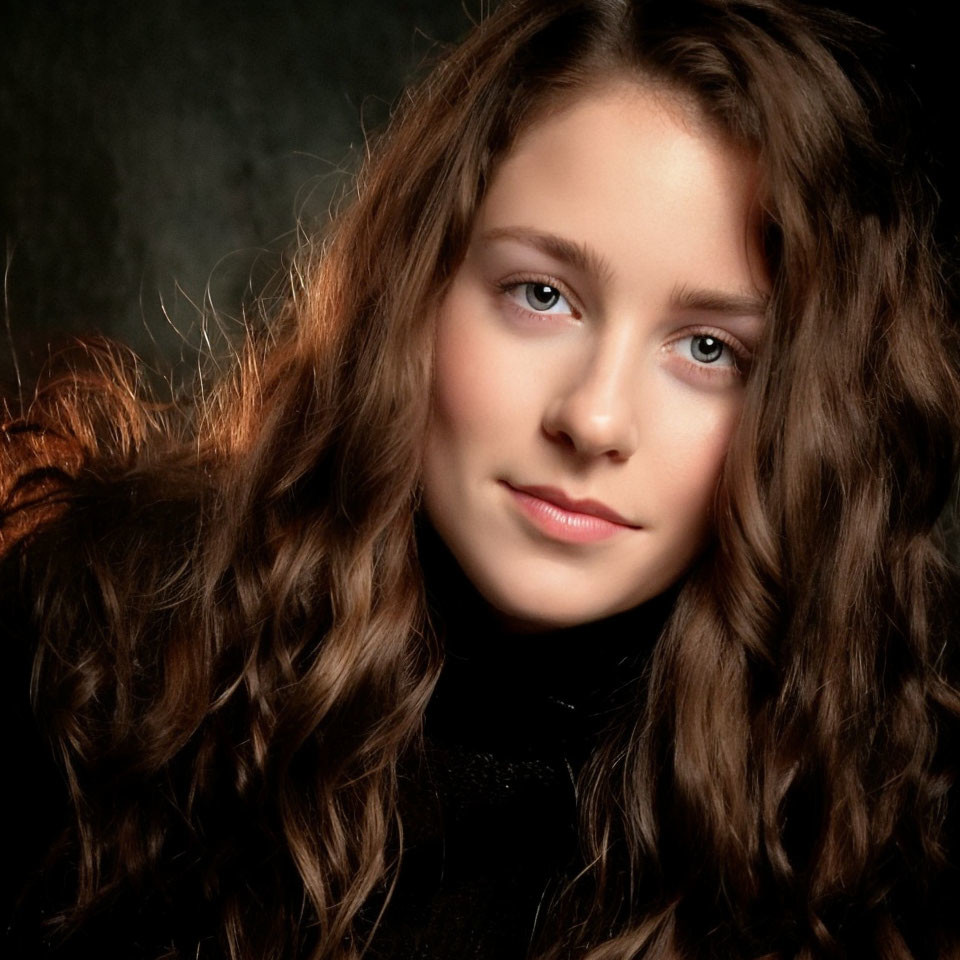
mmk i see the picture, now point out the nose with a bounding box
[541,339,642,461]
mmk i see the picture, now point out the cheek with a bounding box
[429,291,532,448]
[431,323,494,436]
[652,396,739,540]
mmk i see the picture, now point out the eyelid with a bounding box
[496,273,584,319]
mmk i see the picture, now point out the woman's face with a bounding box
[422,82,768,632]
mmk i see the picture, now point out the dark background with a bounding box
[0,1,956,382]
[0,0,474,382]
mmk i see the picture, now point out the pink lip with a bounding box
[503,482,639,543]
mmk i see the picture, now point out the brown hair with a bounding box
[3,1,958,958]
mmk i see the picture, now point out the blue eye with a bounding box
[502,280,575,316]
[689,334,728,365]
[525,283,562,311]
[670,331,747,378]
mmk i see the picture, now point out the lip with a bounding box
[503,481,640,544]
[509,483,638,526]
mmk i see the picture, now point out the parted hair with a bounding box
[2,1,959,958]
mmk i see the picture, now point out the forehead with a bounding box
[473,81,766,298]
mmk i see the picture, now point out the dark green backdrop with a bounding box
[0,0,472,378]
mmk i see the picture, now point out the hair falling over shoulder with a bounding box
[2,1,959,958]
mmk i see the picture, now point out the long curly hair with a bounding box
[2,1,958,958]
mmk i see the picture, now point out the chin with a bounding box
[476,570,634,634]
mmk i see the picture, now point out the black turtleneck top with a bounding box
[362,521,673,959]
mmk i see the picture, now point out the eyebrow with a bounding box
[672,283,769,320]
[479,226,768,320]
[479,226,615,284]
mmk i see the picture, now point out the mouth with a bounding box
[502,481,640,544]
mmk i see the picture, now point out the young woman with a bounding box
[3,1,958,958]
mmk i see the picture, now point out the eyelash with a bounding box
[668,328,751,380]
[496,275,753,379]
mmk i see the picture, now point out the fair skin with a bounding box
[422,81,768,632]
